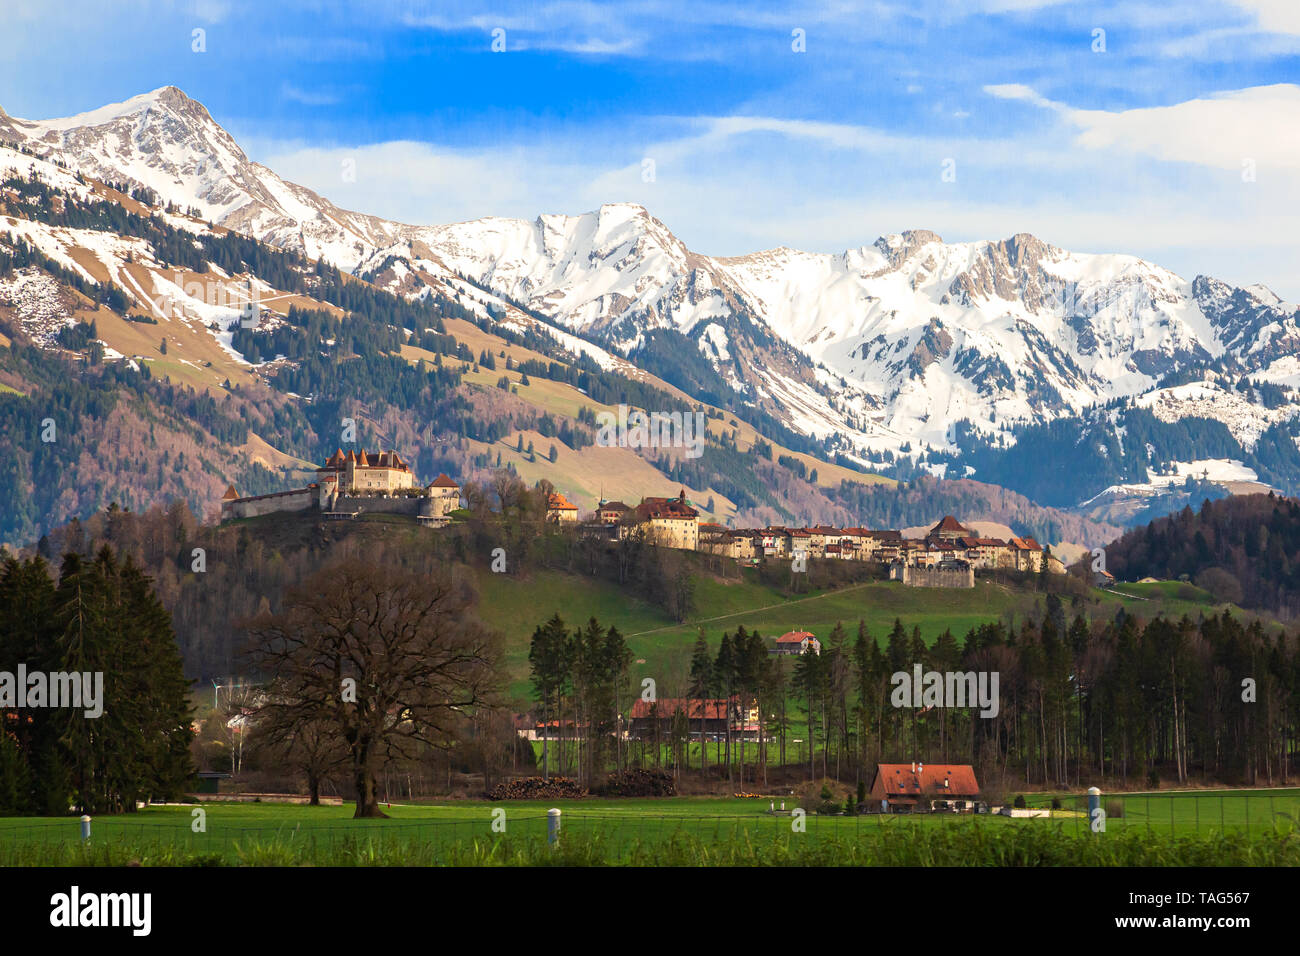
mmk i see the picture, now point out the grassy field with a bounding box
[2,790,1297,866]
[474,567,1246,701]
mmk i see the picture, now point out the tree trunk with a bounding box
[352,737,388,818]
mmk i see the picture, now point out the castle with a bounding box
[316,448,415,497]
[220,449,460,524]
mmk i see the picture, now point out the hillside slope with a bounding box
[4,86,1299,521]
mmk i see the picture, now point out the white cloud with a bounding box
[988,82,1300,171]
[1232,0,1300,34]
[983,83,1058,110]
[279,83,340,106]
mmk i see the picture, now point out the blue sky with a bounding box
[2,0,1299,296]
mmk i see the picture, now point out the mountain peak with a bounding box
[874,229,944,267]
[21,85,211,132]
[596,201,652,223]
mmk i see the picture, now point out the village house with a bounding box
[628,697,761,741]
[596,500,631,525]
[700,523,753,560]
[732,529,763,562]
[863,529,903,562]
[760,528,789,558]
[869,762,981,813]
[634,490,700,550]
[774,630,821,656]
[546,492,580,524]
[958,535,1012,570]
[1008,536,1045,572]
[806,526,839,558]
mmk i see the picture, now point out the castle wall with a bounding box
[897,564,975,588]
[223,487,315,520]
[331,495,426,516]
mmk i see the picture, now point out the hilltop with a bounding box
[25,501,1263,701]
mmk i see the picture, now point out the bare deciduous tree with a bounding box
[246,558,501,817]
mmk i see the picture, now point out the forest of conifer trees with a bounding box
[0,547,194,815]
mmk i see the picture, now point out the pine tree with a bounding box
[688,630,713,773]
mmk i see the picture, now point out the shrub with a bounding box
[1014,794,1026,809]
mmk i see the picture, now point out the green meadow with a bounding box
[476,567,1248,701]
[2,790,1296,866]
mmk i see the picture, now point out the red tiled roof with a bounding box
[430,473,459,488]
[318,448,411,472]
[636,493,698,520]
[1009,536,1043,551]
[776,630,815,644]
[629,698,733,720]
[222,484,239,501]
[874,763,980,797]
[929,515,970,535]
[548,493,578,511]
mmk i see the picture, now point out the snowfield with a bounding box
[1080,459,1263,506]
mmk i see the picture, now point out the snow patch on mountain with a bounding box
[1134,379,1291,450]
[7,87,1300,474]
[1080,458,1263,506]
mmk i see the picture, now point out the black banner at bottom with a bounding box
[0,865,1287,943]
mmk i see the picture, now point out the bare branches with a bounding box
[245,557,502,817]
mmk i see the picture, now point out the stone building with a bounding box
[546,492,579,524]
[634,490,699,550]
[316,448,415,495]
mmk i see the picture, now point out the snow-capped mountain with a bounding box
[372,215,1300,465]
[5,86,1299,480]
[0,86,401,271]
